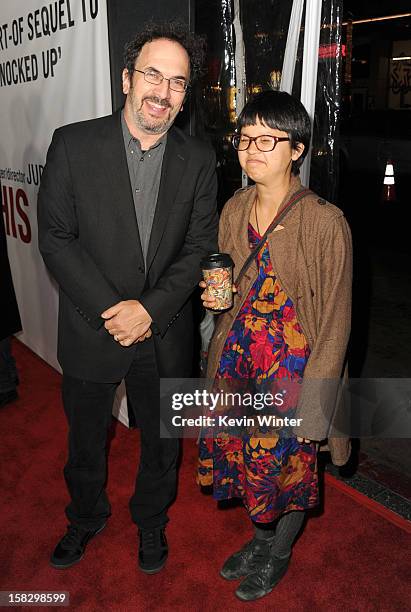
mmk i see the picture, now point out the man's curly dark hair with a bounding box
[123,21,206,84]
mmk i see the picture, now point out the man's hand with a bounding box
[135,328,153,343]
[101,300,152,347]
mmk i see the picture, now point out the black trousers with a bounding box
[61,339,179,530]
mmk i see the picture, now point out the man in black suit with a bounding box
[38,22,218,574]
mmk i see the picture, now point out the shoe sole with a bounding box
[49,523,106,569]
[49,554,85,570]
[220,568,247,581]
[235,587,274,602]
[138,556,168,575]
[234,560,290,601]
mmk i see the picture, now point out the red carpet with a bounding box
[0,340,410,611]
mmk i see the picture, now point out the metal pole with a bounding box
[281,0,305,93]
[300,0,322,187]
[233,0,248,187]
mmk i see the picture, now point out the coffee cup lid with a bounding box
[201,253,234,270]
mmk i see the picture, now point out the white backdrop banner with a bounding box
[0,0,112,370]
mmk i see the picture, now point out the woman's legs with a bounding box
[234,510,306,601]
[270,510,305,558]
[253,509,305,554]
[220,509,305,584]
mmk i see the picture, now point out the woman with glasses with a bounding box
[198,90,352,602]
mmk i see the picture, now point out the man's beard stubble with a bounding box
[134,95,175,135]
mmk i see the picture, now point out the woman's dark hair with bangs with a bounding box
[237,90,311,175]
[124,20,206,84]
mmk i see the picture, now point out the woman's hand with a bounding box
[297,436,312,444]
[199,280,237,310]
[199,280,217,309]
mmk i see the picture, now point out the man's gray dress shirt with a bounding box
[121,111,166,267]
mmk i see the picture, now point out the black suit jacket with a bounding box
[37,110,218,382]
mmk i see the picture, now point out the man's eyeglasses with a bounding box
[232,134,290,152]
[134,68,189,93]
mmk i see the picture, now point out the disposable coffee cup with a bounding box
[201,253,234,310]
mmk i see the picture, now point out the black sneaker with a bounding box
[235,554,291,601]
[138,527,168,574]
[220,538,272,580]
[50,523,106,569]
[0,390,18,408]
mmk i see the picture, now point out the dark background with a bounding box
[107,0,194,132]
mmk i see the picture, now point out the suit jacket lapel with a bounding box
[99,110,144,265]
[146,128,187,271]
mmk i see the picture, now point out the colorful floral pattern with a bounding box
[198,224,319,522]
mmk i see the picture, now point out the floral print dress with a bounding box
[198,224,319,523]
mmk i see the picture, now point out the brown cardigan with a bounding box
[206,176,353,466]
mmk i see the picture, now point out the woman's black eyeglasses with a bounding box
[232,134,290,152]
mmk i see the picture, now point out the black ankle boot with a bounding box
[220,537,273,580]
[235,553,291,601]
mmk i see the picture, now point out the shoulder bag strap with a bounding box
[234,187,311,287]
